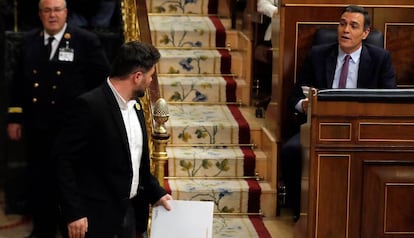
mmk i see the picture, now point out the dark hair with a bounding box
[342,5,371,30]
[109,41,161,78]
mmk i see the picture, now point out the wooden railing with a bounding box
[120,0,169,184]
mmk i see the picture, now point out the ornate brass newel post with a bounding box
[151,98,170,186]
[13,0,18,32]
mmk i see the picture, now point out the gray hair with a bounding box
[39,0,67,10]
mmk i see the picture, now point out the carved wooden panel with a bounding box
[316,154,350,238]
[385,24,414,87]
[362,162,414,238]
[318,122,351,142]
[359,122,414,142]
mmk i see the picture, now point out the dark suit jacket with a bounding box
[54,82,167,237]
[288,42,396,127]
[7,24,110,132]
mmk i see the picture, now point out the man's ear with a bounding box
[134,71,143,81]
[362,27,371,40]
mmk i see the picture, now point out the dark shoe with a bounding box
[292,207,300,223]
[293,215,300,223]
[254,96,271,109]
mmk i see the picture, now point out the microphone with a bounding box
[152,98,169,134]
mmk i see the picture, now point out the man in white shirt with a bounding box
[54,41,173,238]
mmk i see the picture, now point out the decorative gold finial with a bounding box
[153,98,169,134]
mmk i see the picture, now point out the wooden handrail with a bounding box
[121,0,169,185]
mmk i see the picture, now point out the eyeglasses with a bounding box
[39,6,66,14]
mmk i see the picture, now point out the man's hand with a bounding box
[7,123,22,141]
[301,98,309,113]
[154,194,173,211]
[68,217,88,238]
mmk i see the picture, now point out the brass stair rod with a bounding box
[156,46,244,51]
[166,101,245,106]
[214,212,264,216]
[166,172,263,181]
[167,143,256,147]
[165,176,264,181]
[148,13,229,17]
[157,73,238,77]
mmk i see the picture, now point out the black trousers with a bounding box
[80,200,138,238]
[280,132,302,219]
[26,129,60,238]
[114,202,136,238]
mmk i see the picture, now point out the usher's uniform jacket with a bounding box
[7,24,110,131]
[6,24,110,237]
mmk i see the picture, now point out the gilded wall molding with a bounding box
[121,0,141,42]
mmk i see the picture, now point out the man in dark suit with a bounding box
[280,5,396,222]
[53,41,173,238]
[6,0,110,237]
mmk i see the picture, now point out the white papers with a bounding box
[150,200,214,238]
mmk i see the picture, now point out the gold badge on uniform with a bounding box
[64,33,71,40]
[135,103,141,111]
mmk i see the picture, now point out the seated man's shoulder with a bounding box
[363,43,390,57]
[364,42,386,51]
[308,42,337,57]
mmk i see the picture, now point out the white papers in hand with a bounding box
[150,200,214,238]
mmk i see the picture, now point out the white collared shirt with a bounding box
[44,23,67,60]
[332,46,362,89]
[107,78,143,198]
[257,0,278,41]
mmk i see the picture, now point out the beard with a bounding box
[133,88,146,98]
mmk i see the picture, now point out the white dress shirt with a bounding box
[332,46,362,89]
[107,78,143,198]
[257,0,278,41]
[44,23,67,60]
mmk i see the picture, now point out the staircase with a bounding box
[145,0,277,236]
